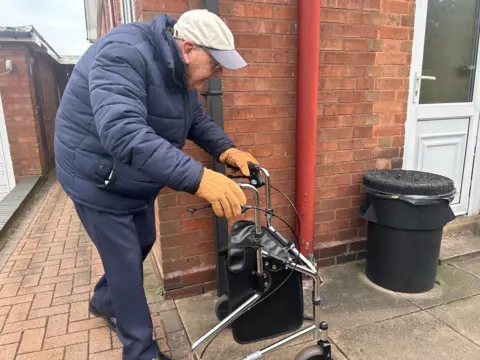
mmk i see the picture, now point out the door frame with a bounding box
[0,93,16,192]
[403,0,480,216]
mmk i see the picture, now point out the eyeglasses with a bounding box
[196,45,223,72]
[172,34,224,73]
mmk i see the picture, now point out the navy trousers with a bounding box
[74,201,159,360]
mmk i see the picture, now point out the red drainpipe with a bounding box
[295,0,321,257]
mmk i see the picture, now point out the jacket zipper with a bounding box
[167,37,189,149]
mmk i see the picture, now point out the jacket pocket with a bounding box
[97,161,163,200]
[91,158,115,187]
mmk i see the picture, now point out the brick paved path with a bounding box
[0,177,191,360]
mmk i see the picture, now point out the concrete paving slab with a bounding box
[177,259,480,359]
[427,294,480,347]
[396,264,480,309]
[269,341,348,360]
[440,232,480,263]
[451,256,480,278]
[176,291,317,360]
[313,263,419,334]
[176,262,421,359]
[443,215,479,236]
[331,311,480,360]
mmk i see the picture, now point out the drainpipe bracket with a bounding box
[200,90,223,97]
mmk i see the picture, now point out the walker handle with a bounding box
[227,163,273,228]
[226,162,264,188]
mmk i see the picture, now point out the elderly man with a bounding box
[54,9,258,360]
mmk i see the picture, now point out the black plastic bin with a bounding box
[357,169,456,293]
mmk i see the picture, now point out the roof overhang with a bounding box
[0,25,80,65]
[84,0,103,43]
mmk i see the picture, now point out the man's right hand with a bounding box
[195,168,247,218]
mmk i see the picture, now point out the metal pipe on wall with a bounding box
[202,0,230,297]
[295,0,321,257]
[28,50,51,175]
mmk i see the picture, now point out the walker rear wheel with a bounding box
[294,345,338,360]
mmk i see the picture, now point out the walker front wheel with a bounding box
[294,345,338,360]
[215,294,230,322]
[214,294,232,329]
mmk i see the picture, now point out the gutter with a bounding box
[202,0,230,296]
[84,0,104,42]
[0,25,80,65]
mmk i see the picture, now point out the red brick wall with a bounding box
[313,0,412,266]
[138,0,203,21]
[138,0,303,299]
[98,0,414,299]
[0,44,43,181]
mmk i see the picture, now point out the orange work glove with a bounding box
[219,148,259,176]
[195,168,247,218]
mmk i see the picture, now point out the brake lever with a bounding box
[187,204,250,215]
[186,204,211,215]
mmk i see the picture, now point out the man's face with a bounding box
[178,40,223,90]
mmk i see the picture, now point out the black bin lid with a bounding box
[363,169,455,196]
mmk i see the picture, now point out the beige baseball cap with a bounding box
[172,9,247,70]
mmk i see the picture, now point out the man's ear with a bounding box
[180,40,195,65]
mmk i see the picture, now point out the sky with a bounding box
[0,0,91,56]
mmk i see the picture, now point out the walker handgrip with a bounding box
[226,162,264,188]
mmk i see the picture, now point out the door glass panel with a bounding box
[420,0,480,104]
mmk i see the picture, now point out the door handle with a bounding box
[418,75,436,81]
[415,71,436,81]
[413,71,436,103]
[460,64,475,71]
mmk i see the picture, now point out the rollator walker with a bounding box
[188,164,337,360]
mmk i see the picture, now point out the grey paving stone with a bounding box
[332,311,480,360]
[397,264,480,309]
[427,294,480,347]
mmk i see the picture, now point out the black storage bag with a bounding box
[226,220,304,344]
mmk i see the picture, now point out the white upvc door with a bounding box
[404,0,480,216]
[0,93,16,200]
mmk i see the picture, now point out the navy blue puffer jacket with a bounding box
[54,15,235,214]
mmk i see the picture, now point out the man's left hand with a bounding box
[219,148,259,177]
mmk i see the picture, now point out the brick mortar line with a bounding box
[11,337,21,360]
